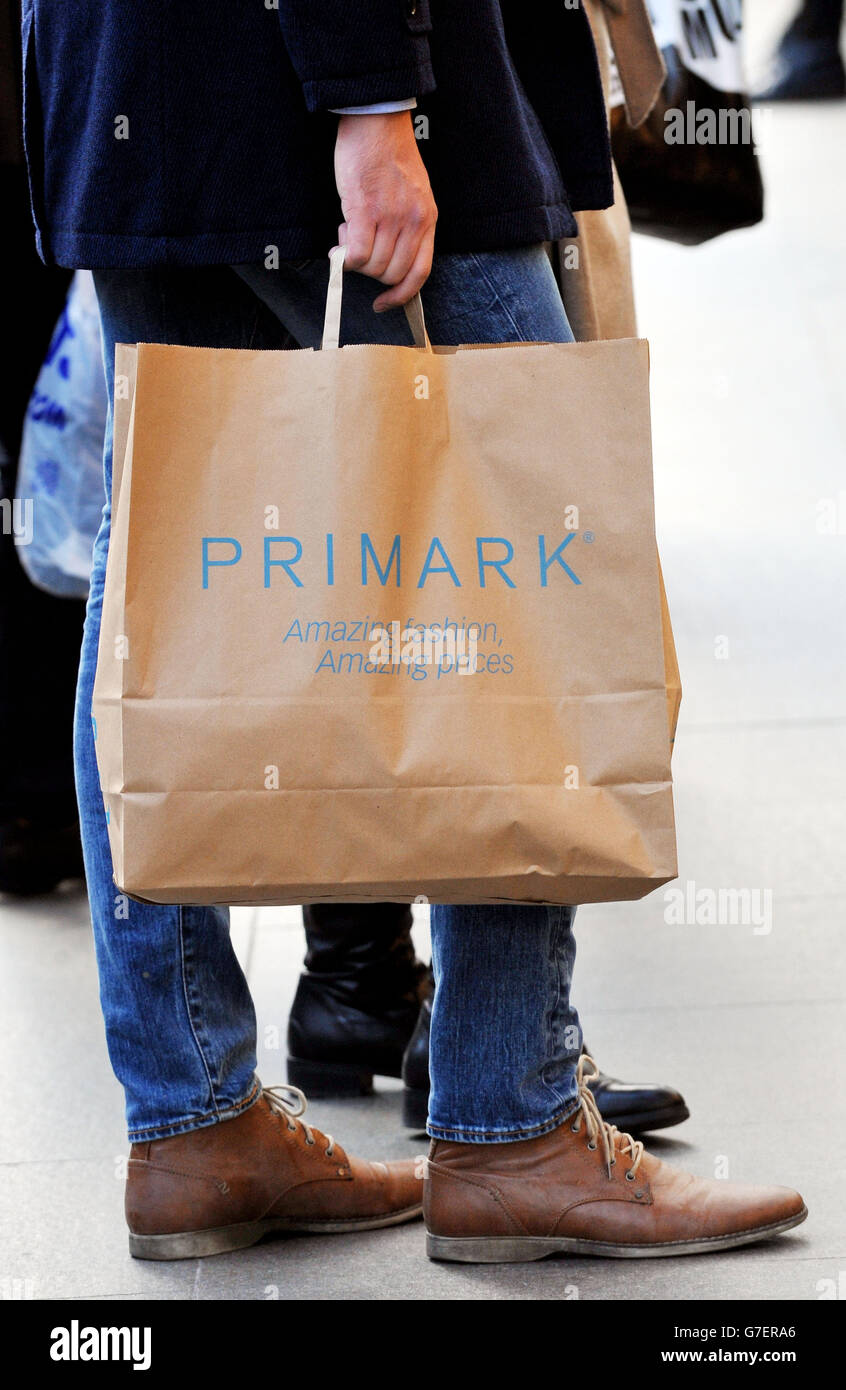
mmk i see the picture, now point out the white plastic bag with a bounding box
[16,270,107,598]
[648,0,747,96]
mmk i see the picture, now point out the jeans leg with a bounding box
[421,249,582,1138]
[236,244,574,351]
[238,245,581,1141]
[428,905,581,1141]
[79,269,286,1140]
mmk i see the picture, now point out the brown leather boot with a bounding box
[126,1085,423,1259]
[425,1057,806,1263]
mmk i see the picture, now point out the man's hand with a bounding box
[334,110,437,310]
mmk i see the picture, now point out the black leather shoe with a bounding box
[401,986,433,1129]
[286,903,428,1097]
[401,999,690,1136]
[0,817,84,896]
[586,1050,690,1134]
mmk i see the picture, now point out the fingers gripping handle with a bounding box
[321,244,431,351]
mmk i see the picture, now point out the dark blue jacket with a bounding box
[21,0,613,268]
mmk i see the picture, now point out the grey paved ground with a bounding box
[1,0,843,1301]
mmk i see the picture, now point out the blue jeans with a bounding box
[80,246,582,1144]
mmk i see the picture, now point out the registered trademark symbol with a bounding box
[582,531,595,543]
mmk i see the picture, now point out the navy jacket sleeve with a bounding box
[277,0,435,112]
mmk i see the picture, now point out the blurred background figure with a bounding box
[0,0,83,895]
[756,0,845,100]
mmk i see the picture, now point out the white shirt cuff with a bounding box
[330,98,418,115]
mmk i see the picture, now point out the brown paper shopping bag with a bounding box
[93,248,677,907]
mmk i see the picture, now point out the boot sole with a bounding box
[426,1205,807,1263]
[130,1202,423,1260]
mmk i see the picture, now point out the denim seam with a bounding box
[542,904,569,1110]
[427,1097,579,1144]
[177,906,221,1117]
[466,250,525,340]
[245,297,270,350]
[127,1080,260,1142]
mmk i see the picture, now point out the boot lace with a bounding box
[570,1054,644,1181]
[264,1084,336,1158]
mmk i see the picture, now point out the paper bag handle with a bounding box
[321,243,432,352]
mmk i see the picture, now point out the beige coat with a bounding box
[557,0,665,341]
[556,1,681,741]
